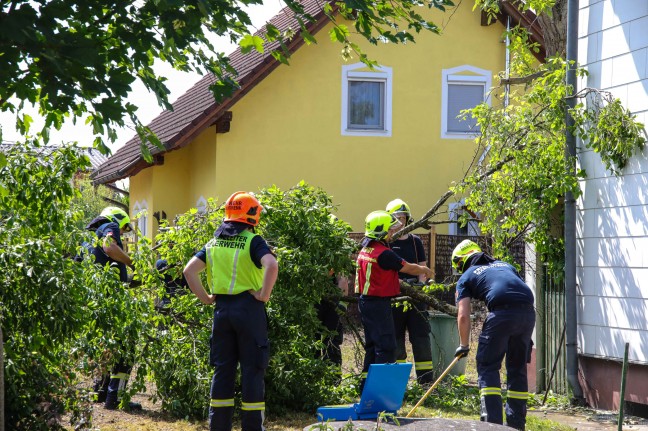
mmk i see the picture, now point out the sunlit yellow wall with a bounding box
[214,1,505,231]
[129,149,190,237]
[130,0,506,236]
[150,149,192,223]
[129,130,218,238]
[188,127,218,206]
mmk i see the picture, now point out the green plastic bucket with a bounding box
[428,312,467,379]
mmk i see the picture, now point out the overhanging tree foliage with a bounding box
[0,144,152,430]
[398,2,646,270]
[2,0,647,428]
[0,0,454,157]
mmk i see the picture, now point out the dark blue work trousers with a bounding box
[393,300,433,384]
[477,306,535,430]
[315,299,344,367]
[209,293,269,431]
[359,296,396,389]
[104,359,133,408]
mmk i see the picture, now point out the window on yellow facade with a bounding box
[196,196,207,214]
[341,63,392,137]
[133,200,148,237]
[441,65,491,139]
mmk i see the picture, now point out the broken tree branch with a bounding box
[499,70,547,86]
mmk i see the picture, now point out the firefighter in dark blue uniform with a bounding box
[183,192,278,431]
[452,240,535,430]
[386,199,434,384]
[315,214,349,376]
[315,272,348,370]
[355,210,433,390]
[86,206,141,411]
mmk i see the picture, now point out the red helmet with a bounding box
[224,191,263,226]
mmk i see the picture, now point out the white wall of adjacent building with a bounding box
[577,0,648,363]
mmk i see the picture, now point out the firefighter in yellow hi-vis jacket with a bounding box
[183,192,278,431]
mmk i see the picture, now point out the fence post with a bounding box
[428,226,436,280]
[536,264,546,393]
[618,342,630,431]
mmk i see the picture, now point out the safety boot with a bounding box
[104,390,142,411]
[104,373,142,411]
[92,375,110,403]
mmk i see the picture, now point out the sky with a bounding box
[0,1,286,153]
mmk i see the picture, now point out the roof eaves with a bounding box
[497,1,546,61]
[95,1,333,184]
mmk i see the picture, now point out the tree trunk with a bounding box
[536,0,568,58]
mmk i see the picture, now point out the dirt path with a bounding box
[528,410,648,430]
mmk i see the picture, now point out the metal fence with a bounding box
[537,266,568,394]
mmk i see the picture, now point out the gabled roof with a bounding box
[84,147,111,170]
[92,0,332,184]
[93,0,545,185]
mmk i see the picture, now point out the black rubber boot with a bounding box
[126,401,142,411]
[104,388,119,410]
[92,375,110,403]
[104,376,142,411]
[104,396,142,411]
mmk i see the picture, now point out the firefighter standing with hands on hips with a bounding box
[452,240,535,430]
[386,199,434,385]
[183,192,278,431]
[355,210,433,390]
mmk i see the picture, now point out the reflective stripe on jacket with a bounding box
[205,230,264,295]
[355,241,400,297]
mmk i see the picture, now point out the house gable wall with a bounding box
[188,127,218,208]
[207,1,504,230]
[128,0,506,234]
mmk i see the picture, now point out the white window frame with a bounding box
[341,63,393,137]
[133,200,148,237]
[441,65,491,140]
[448,201,481,236]
[196,196,207,214]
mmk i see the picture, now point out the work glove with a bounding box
[454,345,470,359]
[404,278,425,288]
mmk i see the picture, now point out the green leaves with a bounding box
[576,95,647,175]
[141,183,358,418]
[0,141,114,429]
[330,24,351,42]
[458,54,645,270]
[239,34,265,54]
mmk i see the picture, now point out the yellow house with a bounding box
[93,0,544,237]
